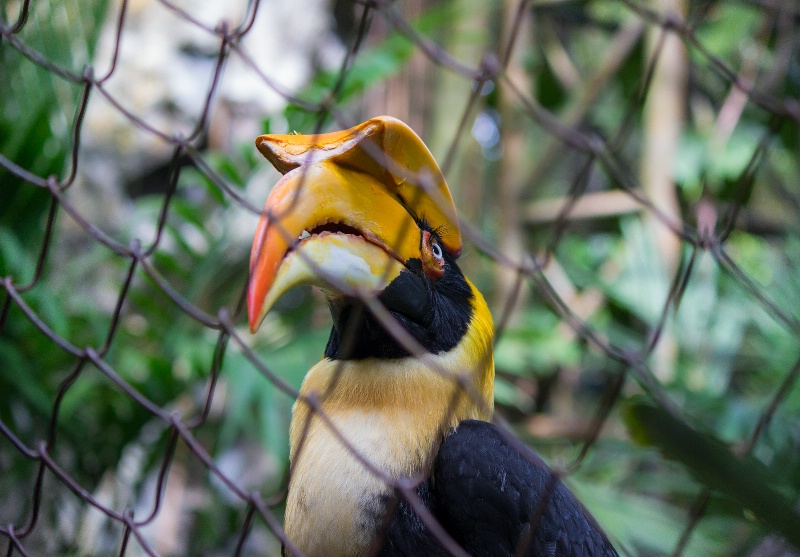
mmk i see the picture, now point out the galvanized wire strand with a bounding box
[1,1,798,555]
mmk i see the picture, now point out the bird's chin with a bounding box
[250,232,406,330]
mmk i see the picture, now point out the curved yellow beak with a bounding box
[247,116,462,333]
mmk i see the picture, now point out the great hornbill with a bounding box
[247,116,618,557]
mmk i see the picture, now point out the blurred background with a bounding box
[1,0,799,555]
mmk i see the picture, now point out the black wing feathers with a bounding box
[376,481,453,557]
[378,420,618,556]
[433,420,618,557]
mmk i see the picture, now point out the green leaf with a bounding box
[0,339,53,416]
[495,308,580,376]
[624,398,800,549]
[570,478,732,556]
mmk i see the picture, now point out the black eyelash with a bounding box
[431,224,448,241]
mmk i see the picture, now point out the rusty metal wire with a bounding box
[1,0,799,555]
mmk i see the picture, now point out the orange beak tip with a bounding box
[246,280,264,334]
[247,307,259,334]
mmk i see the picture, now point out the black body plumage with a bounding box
[325,237,473,360]
[378,420,619,557]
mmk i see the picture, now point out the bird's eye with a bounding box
[421,230,445,280]
[431,241,443,261]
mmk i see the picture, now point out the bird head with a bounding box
[246,116,493,399]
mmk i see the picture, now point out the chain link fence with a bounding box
[2,0,799,555]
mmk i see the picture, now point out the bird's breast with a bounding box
[284,407,434,557]
[285,359,489,557]
[283,321,494,557]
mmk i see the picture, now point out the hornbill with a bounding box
[247,116,618,557]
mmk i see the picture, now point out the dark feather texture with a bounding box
[325,228,473,360]
[378,420,618,557]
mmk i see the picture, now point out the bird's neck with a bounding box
[284,304,494,557]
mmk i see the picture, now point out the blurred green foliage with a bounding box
[625,399,800,548]
[1,0,111,476]
[1,0,799,555]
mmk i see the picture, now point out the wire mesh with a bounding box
[1,0,799,555]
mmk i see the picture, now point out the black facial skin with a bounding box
[323,229,474,361]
